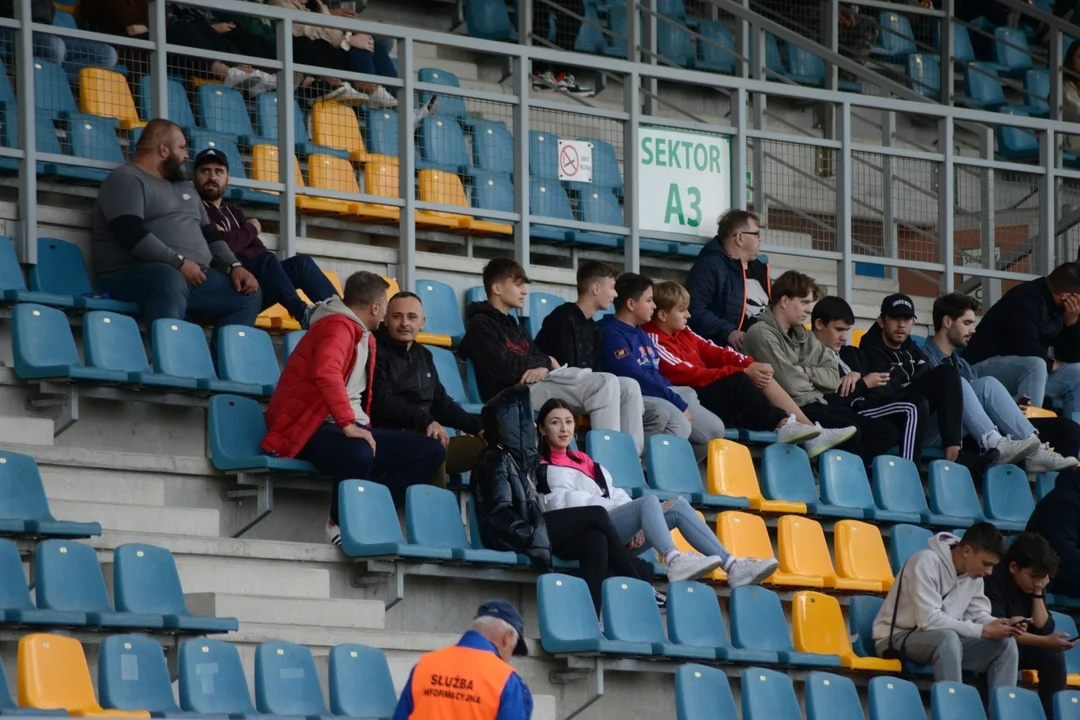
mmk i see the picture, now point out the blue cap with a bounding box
[476,599,527,656]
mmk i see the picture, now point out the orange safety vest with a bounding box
[408,644,515,720]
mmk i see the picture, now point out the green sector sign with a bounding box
[637,127,732,238]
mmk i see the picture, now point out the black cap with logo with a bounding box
[193,147,229,170]
[880,293,917,319]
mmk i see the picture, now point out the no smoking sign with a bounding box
[557,139,593,183]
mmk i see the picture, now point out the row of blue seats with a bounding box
[0,536,236,633]
[0,450,100,539]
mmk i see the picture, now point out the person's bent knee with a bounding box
[667,496,693,514]
[933,630,964,661]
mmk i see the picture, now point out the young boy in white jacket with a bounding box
[873,523,1024,699]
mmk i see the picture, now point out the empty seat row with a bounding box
[0,449,100,539]
[0,236,138,313]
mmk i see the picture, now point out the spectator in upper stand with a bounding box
[1064,40,1080,153]
[372,291,486,488]
[261,271,446,547]
[922,293,1076,473]
[533,260,654,455]
[644,280,855,458]
[0,0,118,83]
[529,0,595,97]
[600,273,730,453]
[872,523,1022,703]
[92,119,262,332]
[685,209,770,351]
[965,263,1080,418]
[1028,468,1080,598]
[983,533,1075,718]
[459,258,635,444]
[193,148,337,329]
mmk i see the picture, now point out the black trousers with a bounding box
[1031,417,1080,459]
[696,371,787,432]
[545,505,651,613]
[843,393,929,462]
[1019,644,1068,718]
[802,400,900,466]
[160,22,274,77]
[904,364,965,449]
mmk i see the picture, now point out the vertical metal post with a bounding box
[513,55,531,276]
[836,102,853,300]
[1041,129,1058,273]
[624,71,641,274]
[938,117,956,294]
[732,87,748,211]
[1049,29,1062,121]
[881,112,896,274]
[939,0,953,106]
[751,82,767,223]
[735,0,749,78]
[821,0,838,92]
[978,127,996,304]
[15,0,36,262]
[519,0,531,45]
[643,0,657,116]
[149,0,169,120]
[626,0,638,63]
[277,17,297,260]
[398,36,417,291]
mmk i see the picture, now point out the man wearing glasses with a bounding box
[686,209,769,351]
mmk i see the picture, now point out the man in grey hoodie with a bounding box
[873,523,1023,699]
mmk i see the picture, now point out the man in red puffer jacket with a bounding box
[262,271,446,546]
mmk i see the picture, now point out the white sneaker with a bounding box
[324,518,341,547]
[532,70,560,89]
[247,70,276,96]
[993,435,1041,465]
[803,424,858,459]
[366,85,398,109]
[333,84,370,105]
[223,66,257,90]
[1025,443,1078,473]
[775,414,821,444]
[665,552,724,583]
[726,557,780,588]
[414,96,439,123]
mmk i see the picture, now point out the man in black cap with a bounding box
[193,147,338,329]
[392,599,533,719]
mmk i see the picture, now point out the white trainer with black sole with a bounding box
[324,518,341,547]
[994,435,1042,465]
[775,414,821,444]
[665,552,724,583]
[803,424,858,459]
[726,557,780,588]
[1025,443,1078,473]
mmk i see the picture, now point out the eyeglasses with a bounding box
[740,230,761,236]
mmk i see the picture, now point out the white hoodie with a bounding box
[542,462,633,512]
[872,532,996,643]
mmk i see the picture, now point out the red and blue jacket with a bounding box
[599,315,688,411]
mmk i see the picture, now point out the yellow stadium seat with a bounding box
[250,144,305,196]
[777,516,880,592]
[1024,406,1057,419]
[851,328,867,347]
[356,156,403,223]
[707,440,807,514]
[382,277,401,297]
[834,520,894,591]
[417,170,512,235]
[310,101,371,161]
[18,634,150,717]
[78,68,145,130]
[670,509,727,582]
[716,511,816,587]
[791,592,902,672]
[304,153,363,215]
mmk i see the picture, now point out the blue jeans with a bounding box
[242,252,337,320]
[100,262,263,331]
[974,355,1080,417]
[927,375,1035,449]
[345,39,399,92]
[607,495,732,564]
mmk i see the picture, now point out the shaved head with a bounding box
[134,118,188,182]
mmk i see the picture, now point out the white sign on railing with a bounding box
[557,139,593,183]
[637,127,732,238]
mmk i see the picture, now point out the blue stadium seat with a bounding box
[951,24,976,67]
[252,92,342,158]
[471,120,514,179]
[1056,691,1080,720]
[0,538,87,626]
[873,455,968,527]
[0,451,99,538]
[186,131,258,202]
[197,84,266,145]
[762,32,786,80]
[0,58,17,150]
[12,303,129,383]
[179,639,258,715]
[464,0,517,41]
[573,137,623,196]
[283,330,306,363]
[465,358,482,405]
[1052,612,1080,679]
[338,480,453,560]
[602,576,709,658]
[761,444,857,517]
[675,664,738,720]
[465,497,532,566]
[959,63,1025,112]
[603,5,631,57]
[216,326,280,396]
[693,20,736,74]
[1035,472,1057,501]
[889,523,933,574]
[586,430,652,497]
[44,113,120,182]
[429,347,482,416]
[137,76,194,129]
[36,538,163,628]
[99,635,186,716]
[29,237,139,312]
[418,68,470,124]
[365,109,399,157]
[646,435,749,508]
[471,172,515,223]
[574,189,626,248]
[152,320,263,395]
[255,641,331,718]
[997,107,1039,162]
[819,450,920,522]
[33,59,83,121]
[982,465,1035,532]
[529,131,560,181]
[805,672,863,720]
[848,595,882,658]
[328,645,397,720]
[1025,69,1051,117]
[868,676,926,720]
[994,27,1034,78]
[530,179,576,242]
[667,581,773,662]
[928,459,985,527]
[415,279,466,344]
[728,585,841,667]
[741,667,802,720]
[538,573,651,654]
[0,236,76,307]
[784,42,825,87]
[525,292,565,338]
[658,20,694,67]
[113,543,238,633]
[931,681,987,720]
[207,394,318,473]
[418,117,471,174]
[991,686,1044,720]
[871,11,917,60]
[405,485,518,564]
[907,54,941,100]
[82,311,198,390]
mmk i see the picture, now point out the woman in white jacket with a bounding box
[536,399,779,586]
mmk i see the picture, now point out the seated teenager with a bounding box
[536,399,779,586]
[1027,467,1080,598]
[643,280,852,457]
[262,272,447,546]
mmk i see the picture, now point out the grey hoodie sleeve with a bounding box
[910,554,986,638]
[963,580,997,626]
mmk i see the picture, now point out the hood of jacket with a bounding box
[481,384,538,468]
[757,308,810,351]
[309,297,367,331]
[466,300,518,327]
[859,324,922,357]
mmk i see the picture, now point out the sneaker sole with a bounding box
[805,427,858,459]
[1028,458,1079,473]
[667,557,724,583]
[778,427,821,444]
[996,437,1042,465]
[729,560,780,588]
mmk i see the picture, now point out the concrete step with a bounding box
[40,468,166,507]
[168,558,332,599]
[49,500,219,537]
[185,592,385,630]
[0,416,53,446]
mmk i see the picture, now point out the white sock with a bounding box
[983,430,1003,449]
[723,557,736,572]
[664,549,680,564]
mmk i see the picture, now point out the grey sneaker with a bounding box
[994,435,1041,465]
[726,557,780,588]
[1025,443,1078,473]
[803,424,858,459]
[324,518,341,547]
[775,414,821,444]
[665,552,724,583]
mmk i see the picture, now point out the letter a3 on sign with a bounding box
[637,127,732,238]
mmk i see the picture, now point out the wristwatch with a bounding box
[175,254,186,268]
[227,262,242,275]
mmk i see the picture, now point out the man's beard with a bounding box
[162,156,187,182]
[198,183,224,201]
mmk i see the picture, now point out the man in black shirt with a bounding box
[984,532,1076,717]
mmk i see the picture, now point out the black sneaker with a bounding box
[553,72,595,98]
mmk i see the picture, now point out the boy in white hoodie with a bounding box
[873,523,1023,699]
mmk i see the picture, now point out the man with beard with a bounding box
[193,148,337,329]
[92,119,261,331]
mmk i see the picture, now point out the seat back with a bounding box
[675,664,737,720]
[578,188,624,227]
[473,172,514,214]
[805,672,863,720]
[786,42,826,84]
[35,539,113,612]
[740,667,801,720]
[889,523,933,574]
[666,580,733,650]
[868,676,924,720]
[471,120,514,177]
[928,459,984,520]
[83,311,151,373]
[418,67,469,121]
[761,443,820,503]
[0,449,56,524]
[254,641,328,715]
[405,485,470,550]
[953,24,976,64]
[777,516,837,580]
[964,63,1007,107]
[428,347,469,407]
[178,639,256,714]
[602,576,668,645]
[994,26,1033,73]
[187,130,247,179]
[728,585,797,653]
[1025,68,1051,115]
[997,106,1038,159]
[113,543,187,615]
[11,303,83,378]
[1052,612,1080,676]
[418,117,470,171]
[697,19,736,73]
[196,84,254,139]
[254,92,307,142]
[707,440,766,502]
[307,152,360,194]
[68,114,125,164]
[29,237,93,296]
[1035,472,1057,501]
[364,155,401,205]
[1054,691,1080,720]
[217,326,280,389]
[17,633,99,711]
[646,435,708,495]
[418,168,470,213]
[848,595,883,658]
[991,687,1043,720]
[908,52,944,99]
[98,634,178,713]
[415,279,466,340]
[0,235,27,292]
[328,645,397,719]
[877,11,917,55]
[819,450,877,511]
[790,591,853,656]
[931,681,987,720]
[657,20,694,66]
[872,455,931,515]
[365,109,399,156]
[587,430,648,491]
[0,538,33,611]
[251,143,305,191]
[530,179,574,221]
[537,573,602,652]
[529,130,560,180]
[139,77,195,127]
[338,481,408,556]
[33,59,77,118]
[835,520,893,586]
[526,292,566,338]
[79,67,140,126]
[0,652,18,710]
[311,101,364,155]
[207,395,269,470]
[717,511,777,562]
[283,331,307,363]
[464,0,514,40]
[152,319,217,381]
[983,464,1035,524]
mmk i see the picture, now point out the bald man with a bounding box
[92,118,262,331]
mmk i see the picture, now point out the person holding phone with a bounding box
[984,533,1075,717]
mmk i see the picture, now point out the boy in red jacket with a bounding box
[644,281,846,453]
